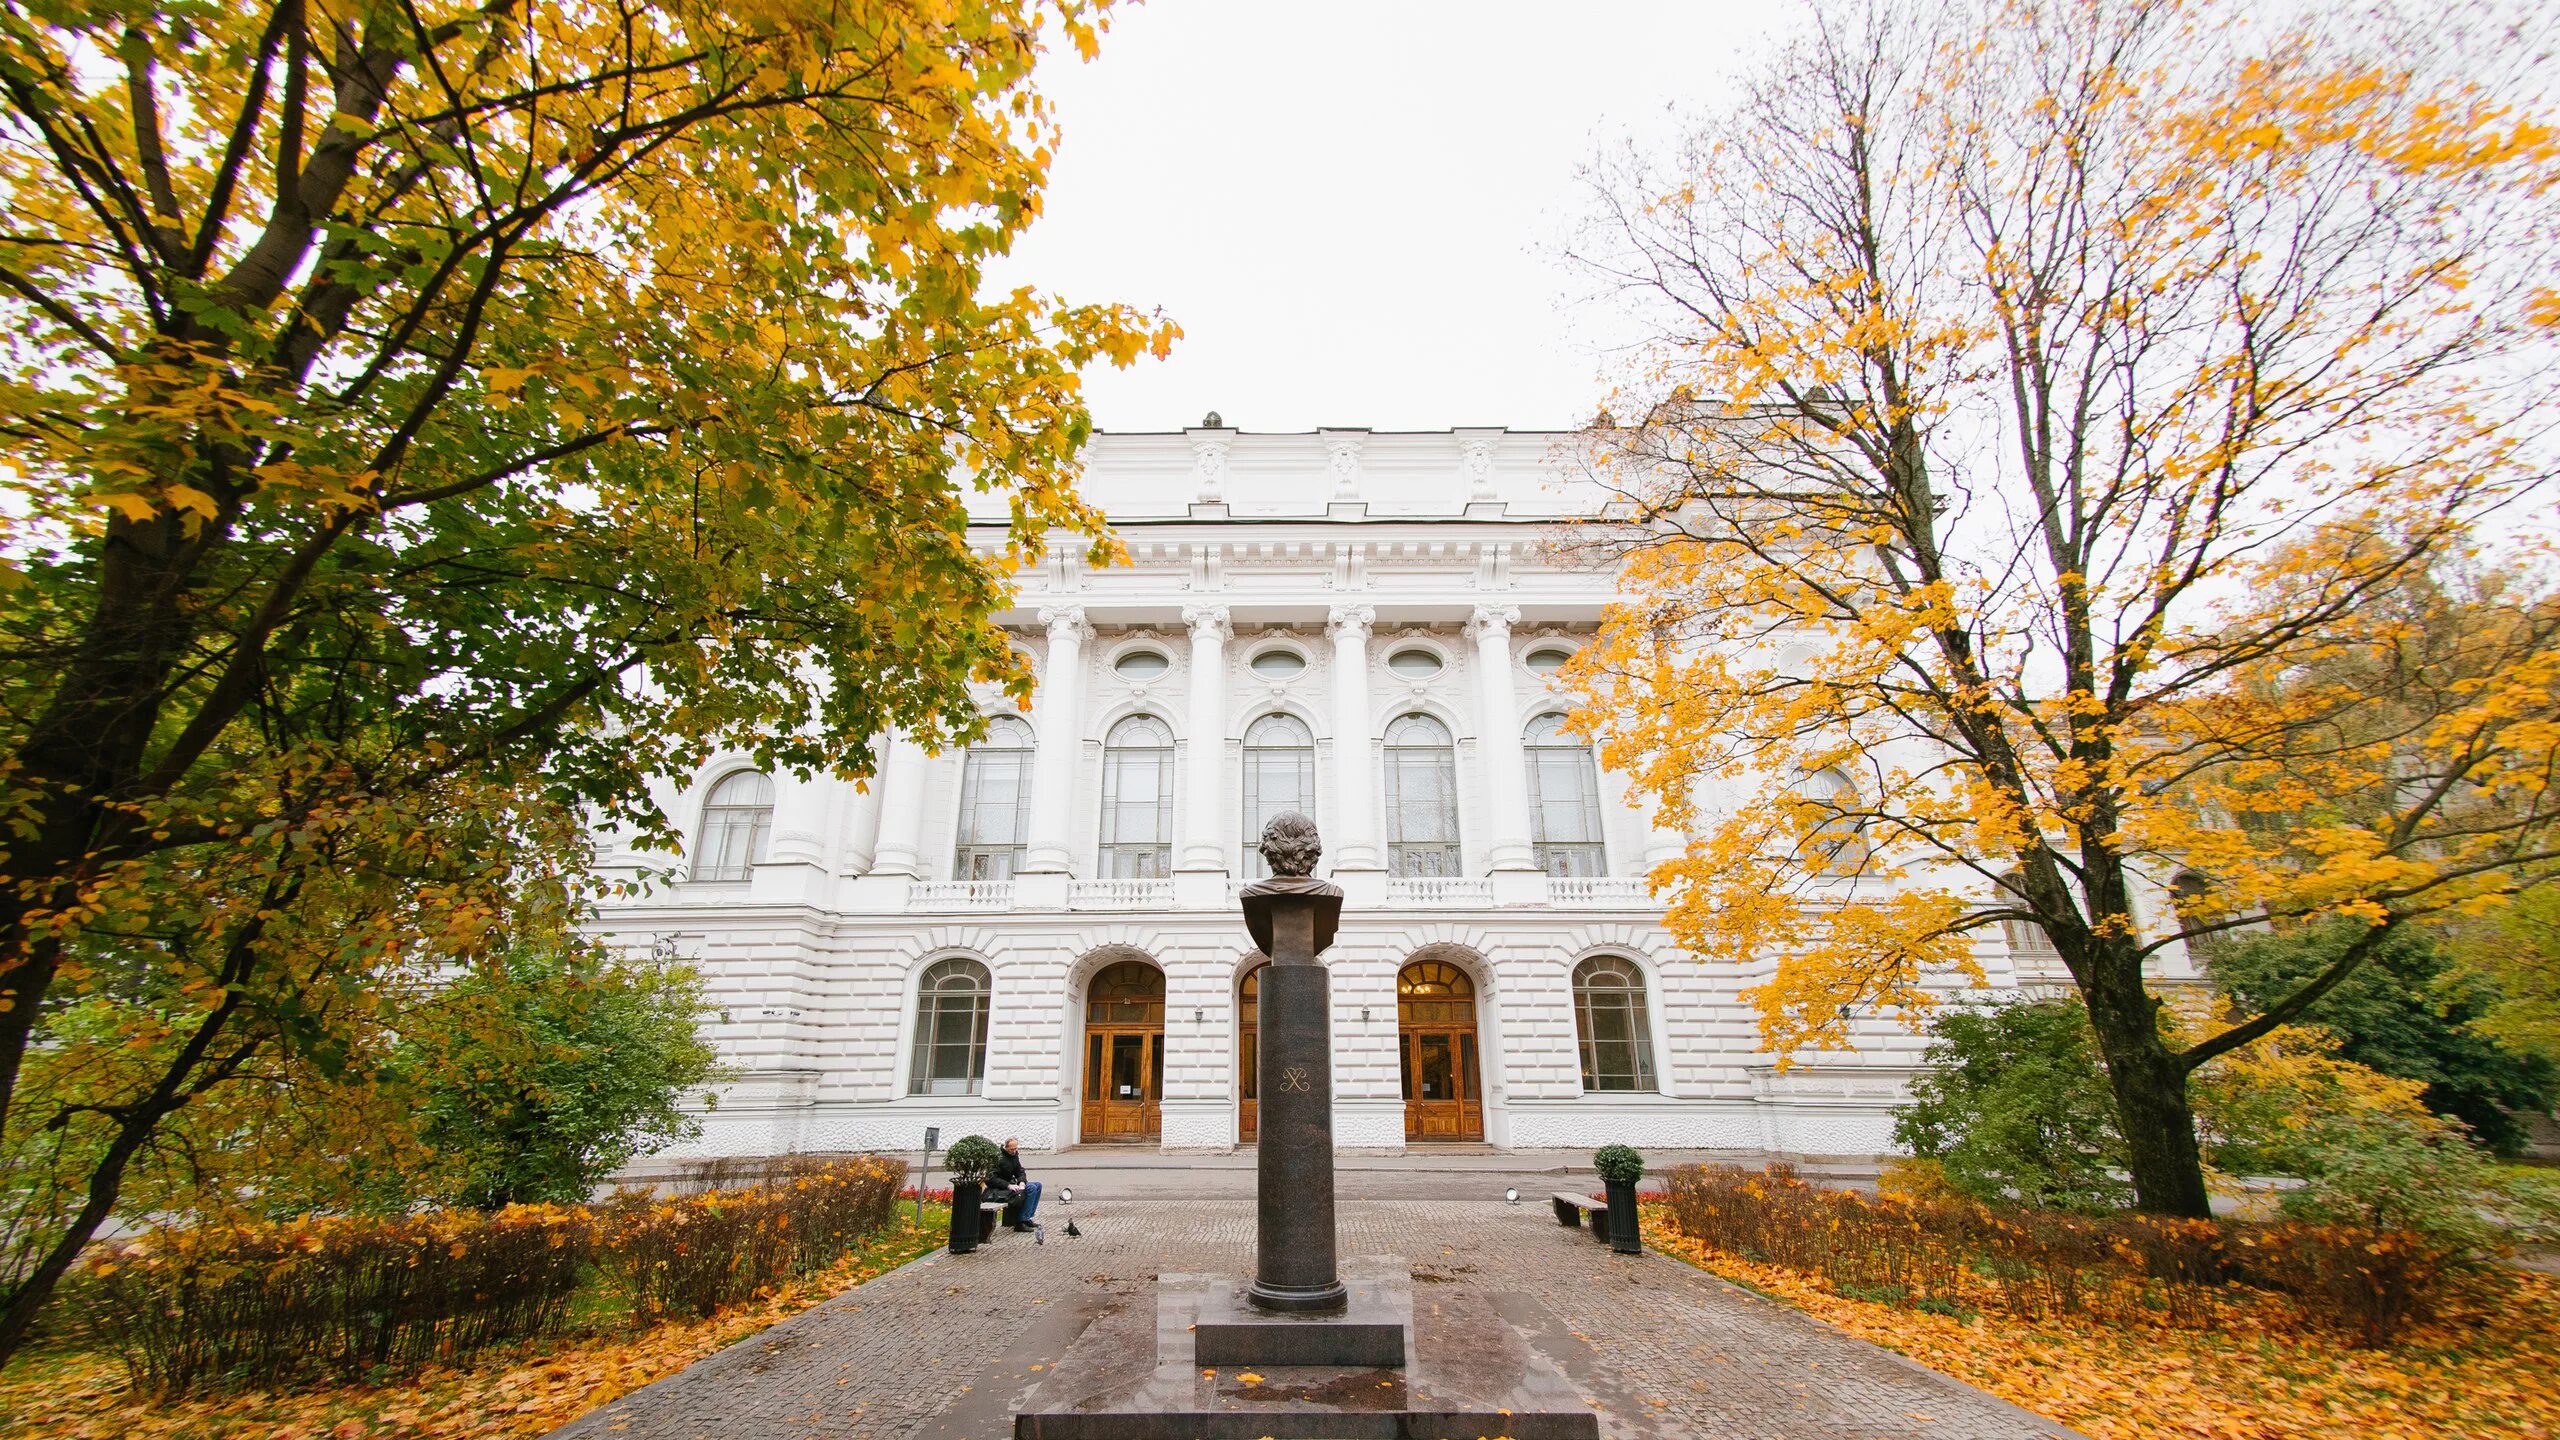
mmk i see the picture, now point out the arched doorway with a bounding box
[1398,960,1483,1141]
[1237,961,1266,1143]
[1080,958,1164,1143]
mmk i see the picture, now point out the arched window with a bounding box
[1383,713,1460,877]
[1572,955,1658,1092]
[1996,871,2064,970]
[1523,713,1606,877]
[953,715,1035,880]
[1100,714,1176,878]
[694,770,774,882]
[1800,767,1869,870]
[908,957,991,1096]
[1240,713,1317,878]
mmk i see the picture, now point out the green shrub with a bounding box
[403,943,727,1210]
[2211,920,2557,1155]
[944,1135,1002,1183]
[1594,1144,1645,1184]
[1891,998,2132,1213]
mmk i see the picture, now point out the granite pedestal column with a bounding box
[1240,868,1346,1314]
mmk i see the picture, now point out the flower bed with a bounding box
[80,1155,905,1393]
[1647,1194,2560,1439]
[1663,1162,2466,1344]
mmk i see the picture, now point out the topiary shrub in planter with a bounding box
[1595,1144,1645,1254]
[944,1135,1002,1253]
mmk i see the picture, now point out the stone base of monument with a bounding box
[1012,1258,1599,1440]
[1194,1269,1407,1367]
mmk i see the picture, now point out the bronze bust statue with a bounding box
[1239,811,1342,957]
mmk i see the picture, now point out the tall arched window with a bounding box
[1523,713,1606,877]
[953,715,1035,880]
[1572,955,1658,1092]
[1240,713,1317,878]
[1383,713,1460,877]
[1100,714,1176,878]
[1997,871,2064,971]
[908,957,991,1095]
[1800,767,1869,870]
[694,770,774,882]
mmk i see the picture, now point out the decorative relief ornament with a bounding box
[1461,438,1498,500]
[1191,437,1229,502]
[1466,604,1520,642]
[1327,604,1376,641]
[1325,435,1363,500]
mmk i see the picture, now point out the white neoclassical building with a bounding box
[587,425,2102,1160]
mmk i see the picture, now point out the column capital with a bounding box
[1038,604,1091,644]
[1326,604,1376,641]
[1466,604,1521,643]
[1182,603,1232,643]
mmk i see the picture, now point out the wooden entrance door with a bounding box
[1398,960,1483,1140]
[1238,963,1263,1143]
[1079,959,1164,1143]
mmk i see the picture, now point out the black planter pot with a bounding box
[1603,1178,1642,1254]
[948,1180,984,1254]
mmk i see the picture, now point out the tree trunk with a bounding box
[2079,954,2214,1219]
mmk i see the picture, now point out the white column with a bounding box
[1327,605,1382,871]
[838,737,888,875]
[868,731,931,877]
[1469,604,1537,872]
[1179,604,1231,872]
[1020,604,1091,875]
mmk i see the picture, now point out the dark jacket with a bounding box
[992,1150,1027,1188]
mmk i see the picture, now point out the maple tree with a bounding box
[1563,0,2560,1216]
[0,0,1170,1362]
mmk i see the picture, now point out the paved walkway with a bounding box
[549,1199,2076,1440]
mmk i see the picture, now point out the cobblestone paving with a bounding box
[548,1200,2081,1440]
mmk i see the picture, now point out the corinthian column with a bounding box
[1469,604,1537,872]
[1179,605,1232,872]
[1326,605,1382,872]
[1020,605,1091,874]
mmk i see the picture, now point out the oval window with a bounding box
[1524,647,1573,675]
[1250,650,1305,679]
[1385,648,1442,679]
[1115,650,1171,681]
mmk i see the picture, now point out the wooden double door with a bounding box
[1399,960,1483,1141]
[1080,959,1164,1143]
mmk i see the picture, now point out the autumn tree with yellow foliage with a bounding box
[1563,0,2560,1217]
[0,0,1171,1362]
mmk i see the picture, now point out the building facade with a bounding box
[587,425,2113,1160]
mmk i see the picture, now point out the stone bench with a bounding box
[1550,1190,1610,1240]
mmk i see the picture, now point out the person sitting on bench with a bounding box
[990,1138,1042,1232]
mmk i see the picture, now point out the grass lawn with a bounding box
[0,1204,951,1440]
[1644,1201,2560,1439]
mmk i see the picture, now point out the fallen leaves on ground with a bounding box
[0,1211,949,1440]
[1643,1202,2560,1438]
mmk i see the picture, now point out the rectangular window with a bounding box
[1527,748,1607,877]
[954,747,1031,880]
[1241,745,1316,879]
[1101,745,1173,878]
[1384,746,1460,877]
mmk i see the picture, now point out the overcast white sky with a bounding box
[993,0,1782,435]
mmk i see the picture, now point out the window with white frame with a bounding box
[1800,766,1869,870]
[693,770,774,882]
[1572,955,1659,1092]
[1382,713,1460,877]
[908,956,991,1095]
[1100,714,1176,878]
[1523,713,1607,877]
[1240,713,1317,878]
[953,715,1035,880]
